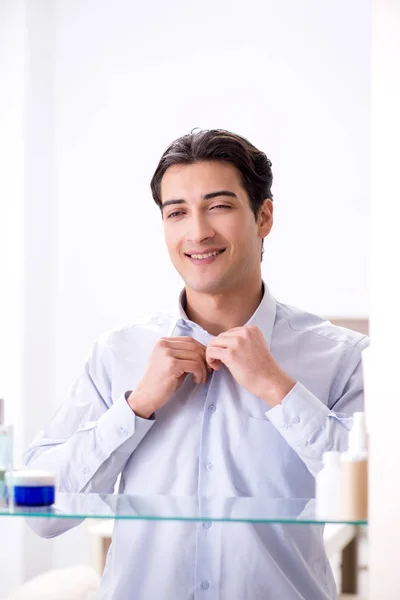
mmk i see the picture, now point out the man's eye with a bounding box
[211,204,231,210]
[167,211,184,219]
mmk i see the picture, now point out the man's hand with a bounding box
[206,326,296,407]
[128,337,209,418]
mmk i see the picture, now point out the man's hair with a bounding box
[150,128,274,219]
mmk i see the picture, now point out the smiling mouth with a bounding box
[185,249,226,260]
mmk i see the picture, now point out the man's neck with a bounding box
[184,277,264,336]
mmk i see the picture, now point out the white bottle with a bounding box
[316,450,341,520]
[340,411,368,521]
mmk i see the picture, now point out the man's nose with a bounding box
[186,213,215,243]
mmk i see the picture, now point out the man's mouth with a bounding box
[184,249,226,262]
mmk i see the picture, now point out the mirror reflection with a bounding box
[0,2,370,599]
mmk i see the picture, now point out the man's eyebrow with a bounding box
[161,190,237,210]
[161,199,186,210]
[203,190,237,200]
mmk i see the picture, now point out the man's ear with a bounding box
[258,199,273,239]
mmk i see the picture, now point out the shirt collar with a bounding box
[169,282,277,347]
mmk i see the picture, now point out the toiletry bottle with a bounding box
[316,451,341,520]
[0,398,13,500]
[340,411,368,521]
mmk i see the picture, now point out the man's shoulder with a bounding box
[275,301,369,350]
[97,311,175,349]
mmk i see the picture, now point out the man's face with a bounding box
[160,160,272,294]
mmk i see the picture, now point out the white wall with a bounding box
[22,0,58,585]
[0,0,370,593]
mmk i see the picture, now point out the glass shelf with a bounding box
[0,493,368,525]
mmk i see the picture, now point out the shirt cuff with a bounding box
[96,393,155,458]
[266,381,332,450]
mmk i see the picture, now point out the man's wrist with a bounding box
[125,391,154,420]
[260,374,296,408]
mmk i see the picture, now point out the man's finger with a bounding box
[160,337,207,351]
[207,335,234,349]
[175,359,208,384]
[162,336,206,345]
[206,346,227,370]
[168,350,208,382]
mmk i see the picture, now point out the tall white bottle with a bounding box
[316,451,341,520]
[340,411,368,521]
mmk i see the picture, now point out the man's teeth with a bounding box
[190,250,222,259]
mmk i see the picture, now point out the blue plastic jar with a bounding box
[8,469,56,506]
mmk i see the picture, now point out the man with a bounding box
[26,129,368,599]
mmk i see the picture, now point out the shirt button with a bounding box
[203,521,212,529]
[82,466,91,475]
[208,404,216,413]
[119,427,128,437]
[292,416,300,425]
[206,462,214,471]
[201,581,210,590]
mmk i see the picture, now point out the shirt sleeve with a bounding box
[24,335,155,493]
[266,335,369,476]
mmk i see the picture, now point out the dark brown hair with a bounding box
[150,128,274,219]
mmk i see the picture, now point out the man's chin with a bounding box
[184,276,231,295]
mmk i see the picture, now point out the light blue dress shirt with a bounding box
[25,285,369,600]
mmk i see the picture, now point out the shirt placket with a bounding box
[194,369,222,600]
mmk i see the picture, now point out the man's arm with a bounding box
[24,336,155,494]
[25,333,209,494]
[265,350,365,476]
[206,326,369,476]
